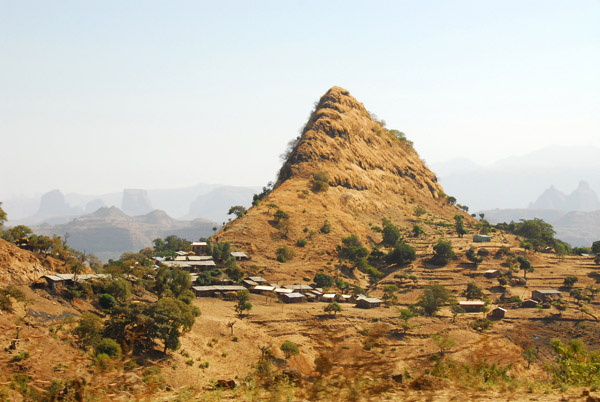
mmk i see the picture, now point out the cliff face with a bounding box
[214,87,465,281]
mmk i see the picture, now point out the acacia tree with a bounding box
[148,297,200,354]
[227,206,247,219]
[324,301,342,316]
[280,341,299,359]
[517,256,534,279]
[235,289,253,317]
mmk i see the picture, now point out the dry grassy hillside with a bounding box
[215,86,470,283]
[0,239,67,284]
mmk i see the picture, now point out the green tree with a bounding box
[466,247,484,264]
[314,273,334,288]
[235,289,253,317]
[431,333,455,355]
[155,267,192,298]
[148,297,199,354]
[273,209,291,237]
[454,215,467,238]
[417,283,454,316]
[412,224,425,238]
[381,218,401,247]
[224,257,244,282]
[432,239,455,265]
[382,284,399,305]
[2,225,33,243]
[324,301,342,316]
[517,256,533,279]
[0,202,6,229]
[461,282,484,300]
[280,341,299,359]
[227,205,247,219]
[385,241,416,265]
[522,347,538,369]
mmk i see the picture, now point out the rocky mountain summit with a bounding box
[215,86,466,280]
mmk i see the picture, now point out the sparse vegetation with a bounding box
[276,245,295,262]
[320,220,331,234]
[311,172,329,192]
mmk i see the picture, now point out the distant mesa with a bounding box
[529,181,600,212]
[121,189,153,216]
[37,189,82,217]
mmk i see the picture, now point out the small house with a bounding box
[242,279,258,289]
[284,284,313,294]
[281,292,306,303]
[274,287,293,296]
[321,294,337,303]
[532,290,561,302]
[489,306,507,319]
[521,299,539,308]
[484,269,501,279]
[252,285,275,295]
[191,242,208,255]
[356,297,383,309]
[337,294,353,303]
[473,234,491,243]
[459,300,486,312]
[231,251,250,261]
[247,276,267,284]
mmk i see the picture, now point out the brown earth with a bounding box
[0,238,68,284]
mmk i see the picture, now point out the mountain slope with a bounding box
[214,86,467,281]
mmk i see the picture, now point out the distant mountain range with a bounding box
[4,183,259,226]
[431,145,600,212]
[32,207,218,262]
[479,182,600,247]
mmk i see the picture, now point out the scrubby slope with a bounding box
[215,86,468,281]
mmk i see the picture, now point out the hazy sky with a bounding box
[1,0,599,199]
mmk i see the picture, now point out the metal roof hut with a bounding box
[459,300,486,312]
[532,290,561,302]
[231,251,250,261]
[484,269,501,279]
[191,242,208,255]
[355,297,383,309]
[281,292,306,303]
[521,299,539,308]
[247,276,267,284]
[474,234,491,243]
[321,294,337,303]
[489,306,507,319]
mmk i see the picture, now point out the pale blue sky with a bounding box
[1,0,599,198]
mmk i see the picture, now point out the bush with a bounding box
[95,338,121,358]
[314,273,334,288]
[280,341,300,359]
[105,278,131,302]
[296,239,307,248]
[276,246,295,262]
[73,312,103,347]
[466,247,484,264]
[98,293,117,309]
[461,282,484,300]
[312,172,329,192]
[320,220,331,234]
[471,318,492,332]
[563,276,579,288]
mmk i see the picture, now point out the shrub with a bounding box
[461,282,484,300]
[296,239,307,248]
[73,312,103,347]
[280,341,299,359]
[276,245,295,262]
[412,224,425,237]
[466,248,483,264]
[471,318,492,332]
[104,278,131,302]
[563,276,578,288]
[98,293,117,309]
[312,172,329,192]
[95,338,121,358]
[314,273,334,288]
[320,220,331,234]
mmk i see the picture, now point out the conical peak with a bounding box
[315,86,369,116]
